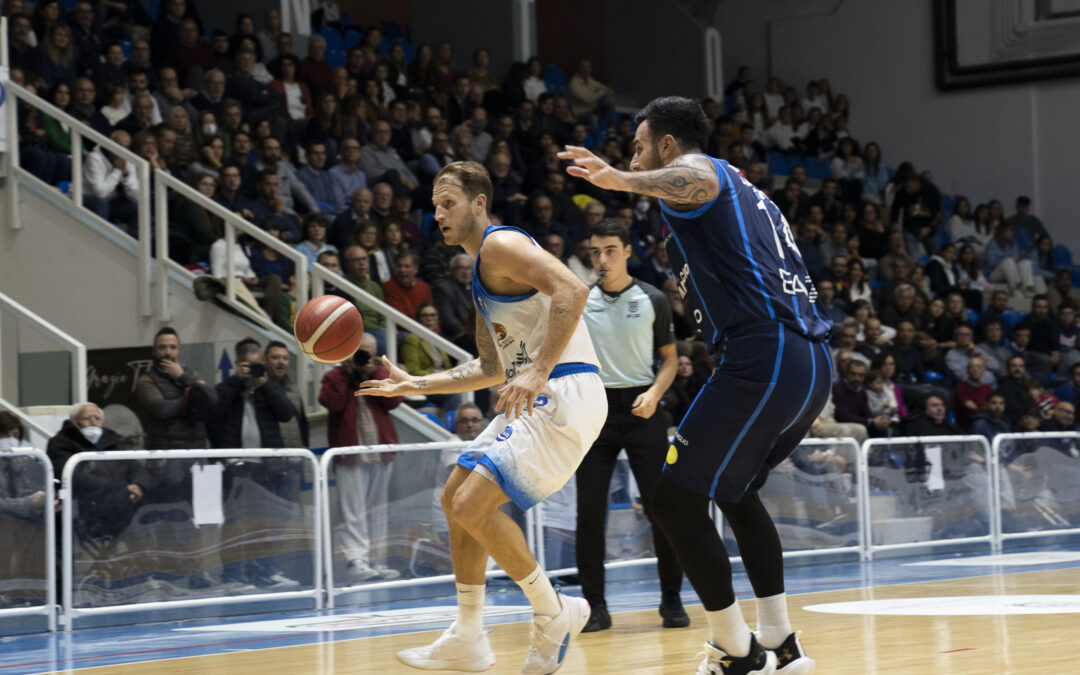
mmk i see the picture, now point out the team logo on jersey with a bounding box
[534,395,549,408]
[627,300,639,317]
[493,323,507,341]
[674,432,688,446]
[666,444,678,464]
[497,426,513,441]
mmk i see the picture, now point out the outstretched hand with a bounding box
[354,356,416,397]
[557,145,628,192]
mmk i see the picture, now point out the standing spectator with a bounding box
[985,224,1043,297]
[382,252,433,319]
[209,340,294,448]
[135,327,217,450]
[832,360,892,436]
[955,357,993,431]
[971,392,1011,442]
[1006,196,1049,253]
[47,403,151,542]
[265,341,308,448]
[328,140,367,212]
[890,168,942,257]
[319,334,402,582]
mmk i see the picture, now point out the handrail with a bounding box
[310,262,474,366]
[0,397,53,439]
[0,446,56,631]
[0,289,87,403]
[6,81,154,316]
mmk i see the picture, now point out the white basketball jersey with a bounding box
[471,226,600,381]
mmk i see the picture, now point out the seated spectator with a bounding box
[192,69,228,115]
[329,187,374,252]
[568,236,599,286]
[832,360,892,437]
[47,403,150,541]
[188,135,226,179]
[328,139,367,213]
[7,13,34,74]
[387,191,424,250]
[907,391,958,436]
[1006,195,1049,253]
[1016,295,1061,372]
[955,244,993,308]
[433,253,475,352]
[347,220,389,284]
[382,252,433,319]
[402,303,457,375]
[816,282,848,325]
[568,58,614,123]
[340,245,388,352]
[976,290,1013,342]
[999,356,1036,424]
[297,142,342,214]
[1058,303,1080,369]
[985,223,1044,297]
[33,22,76,86]
[135,327,217,450]
[1040,401,1077,432]
[1009,325,1053,377]
[360,120,419,193]
[890,168,942,257]
[662,351,708,428]
[1028,379,1058,419]
[116,92,158,136]
[926,243,959,298]
[174,172,224,264]
[1054,363,1080,405]
[226,48,281,122]
[269,53,312,130]
[420,130,454,184]
[856,317,893,362]
[249,219,295,284]
[524,195,577,245]
[1029,235,1057,285]
[945,325,998,385]
[83,129,139,232]
[319,334,402,583]
[69,78,111,136]
[296,213,336,269]
[299,34,332,95]
[866,369,903,432]
[251,136,319,214]
[879,284,918,329]
[971,392,1010,442]
[955,357,993,431]
[247,169,302,241]
[1048,268,1080,315]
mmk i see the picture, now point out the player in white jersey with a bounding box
[356,161,607,674]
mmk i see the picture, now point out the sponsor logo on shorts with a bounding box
[496,426,513,441]
[674,432,688,446]
[666,444,678,464]
[533,395,548,408]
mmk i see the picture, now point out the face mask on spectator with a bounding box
[202,123,217,136]
[79,425,103,444]
[0,437,20,449]
[635,199,650,216]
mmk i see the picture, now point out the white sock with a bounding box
[755,592,792,649]
[455,583,485,639]
[705,602,752,657]
[516,564,561,618]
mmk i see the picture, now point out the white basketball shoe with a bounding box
[396,621,496,672]
[521,594,590,675]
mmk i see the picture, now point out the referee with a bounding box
[576,219,688,632]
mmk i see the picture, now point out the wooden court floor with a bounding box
[74,567,1080,674]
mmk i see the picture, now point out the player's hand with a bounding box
[631,390,660,418]
[558,145,627,192]
[496,368,547,420]
[355,356,415,397]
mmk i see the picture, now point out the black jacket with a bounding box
[209,376,295,448]
[46,420,150,493]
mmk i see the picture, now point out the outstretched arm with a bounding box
[355,313,504,398]
[558,146,720,208]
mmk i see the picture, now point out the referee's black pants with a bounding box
[575,386,684,607]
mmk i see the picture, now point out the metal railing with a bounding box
[60,448,323,630]
[0,289,88,406]
[991,431,1080,550]
[0,447,56,632]
[3,82,154,316]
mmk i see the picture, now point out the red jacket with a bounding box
[269,79,314,119]
[955,380,993,431]
[318,365,402,464]
[382,278,434,320]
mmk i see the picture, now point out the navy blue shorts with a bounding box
[663,322,833,502]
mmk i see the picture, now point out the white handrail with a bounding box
[0,447,56,631]
[0,289,87,403]
[5,81,154,315]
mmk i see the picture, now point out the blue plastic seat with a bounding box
[543,63,566,94]
[942,194,954,218]
[1002,309,1026,327]
[325,48,345,68]
[925,370,945,383]
[343,29,362,49]
[443,410,457,432]
[57,180,71,195]
[768,151,789,176]
[392,37,415,62]
[120,40,132,60]
[421,212,436,238]
[339,12,355,27]
[804,156,829,179]
[319,26,344,52]
[965,308,979,324]
[382,21,403,40]
[1053,244,1072,269]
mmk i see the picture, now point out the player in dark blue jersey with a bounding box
[561,96,830,675]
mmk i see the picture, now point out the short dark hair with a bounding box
[154,326,179,343]
[634,96,708,151]
[236,337,261,359]
[434,161,493,215]
[986,391,1005,403]
[265,340,289,354]
[1016,195,1031,206]
[589,219,630,247]
[258,168,278,182]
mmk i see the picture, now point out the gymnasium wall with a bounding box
[712,0,1080,253]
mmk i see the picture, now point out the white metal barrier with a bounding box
[60,449,322,629]
[0,447,56,632]
[862,435,994,558]
[0,289,88,406]
[992,432,1080,550]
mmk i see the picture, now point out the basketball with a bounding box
[293,295,365,364]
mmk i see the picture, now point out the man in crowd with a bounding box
[136,327,217,450]
[251,136,319,214]
[247,169,302,241]
[360,121,419,193]
[978,320,1011,379]
[340,246,388,353]
[971,392,1011,442]
[999,356,1036,424]
[83,129,139,230]
[1015,296,1060,374]
[1054,363,1080,405]
[329,188,373,251]
[382,252,433,319]
[1041,401,1077,432]
[954,357,993,431]
[945,325,998,386]
[329,139,367,212]
[265,341,308,448]
[210,340,294,449]
[297,142,343,215]
[832,360,891,436]
[319,334,403,583]
[901,394,957,436]
[433,253,475,353]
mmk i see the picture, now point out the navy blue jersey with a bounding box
[659,155,832,350]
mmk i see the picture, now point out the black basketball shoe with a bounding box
[696,634,776,674]
[581,601,611,632]
[769,631,814,674]
[659,591,691,628]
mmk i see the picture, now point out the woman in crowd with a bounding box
[467,48,500,91]
[188,135,225,180]
[270,54,314,126]
[921,296,957,357]
[831,137,864,204]
[846,259,874,309]
[927,242,959,298]
[341,94,373,145]
[350,220,391,284]
[296,213,336,269]
[305,91,343,162]
[432,40,456,93]
[946,197,975,248]
[165,105,197,169]
[175,172,223,264]
[384,43,411,92]
[860,141,888,204]
[408,43,436,94]
[39,82,78,154]
[401,303,455,377]
[33,22,75,86]
[856,201,890,262]
[99,85,129,128]
[373,63,399,107]
[133,130,168,171]
[662,352,707,429]
[229,14,262,62]
[985,223,1043,296]
[30,0,59,42]
[956,244,993,309]
[523,56,547,103]
[944,292,971,332]
[380,221,409,269]
[1030,236,1057,283]
[849,299,872,340]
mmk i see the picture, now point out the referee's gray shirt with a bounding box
[583,279,675,389]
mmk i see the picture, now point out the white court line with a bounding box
[903,551,1080,567]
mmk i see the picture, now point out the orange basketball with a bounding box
[294,295,365,364]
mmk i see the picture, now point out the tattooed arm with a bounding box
[355,313,505,398]
[558,146,720,209]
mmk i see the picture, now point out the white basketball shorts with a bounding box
[457,365,607,510]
